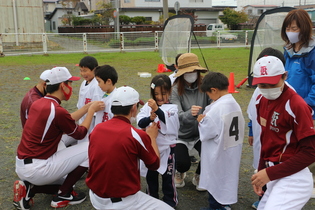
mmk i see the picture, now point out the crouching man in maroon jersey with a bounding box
[13,67,104,209]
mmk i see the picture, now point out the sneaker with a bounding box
[13,180,32,210]
[175,171,186,188]
[190,156,199,163]
[192,174,206,192]
[251,200,259,209]
[51,191,86,208]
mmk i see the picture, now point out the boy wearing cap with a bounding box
[86,86,173,210]
[20,69,51,127]
[251,56,315,209]
[13,67,104,210]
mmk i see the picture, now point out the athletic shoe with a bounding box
[252,200,259,209]
[175,171,186,188]
[192,174,206,192]
[13,180,33,210]
[51,191,86,208]
[190,156,199,163]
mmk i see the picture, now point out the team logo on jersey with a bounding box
[85,98,92,104]
[167,111,176,118]
[270,111,280,132]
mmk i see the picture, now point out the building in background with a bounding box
[0,0,44,44]
[237,0,314,11]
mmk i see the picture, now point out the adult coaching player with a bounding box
[86,86,173,210]
[14,67,104,209]
[20,69,51,127]
[251,56,315,209]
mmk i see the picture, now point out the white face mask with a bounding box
[184,72,198,84]
[259,85,283,100]
[286,31,300,44]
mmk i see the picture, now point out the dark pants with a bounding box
[146,146,177,207]
[208,192,223,209]
[175,141,201,174]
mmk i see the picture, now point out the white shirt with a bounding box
[137,103,179,175]
[198,94,244,204]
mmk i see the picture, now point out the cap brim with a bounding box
[252,75,282,85]
[175,67,208,77]
[68,76,81,81]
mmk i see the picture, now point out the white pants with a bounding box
[15,142,89,186]
[258,167,313,210]
[89,190,174,210]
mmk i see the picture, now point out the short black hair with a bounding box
[111,105,133,116]
[201,72,229,92]
[79,56,98,71]
[46,81,70,94]
[94,65,118,85]
[257,47,285,65]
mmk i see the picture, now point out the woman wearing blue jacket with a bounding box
[281,8,315,198]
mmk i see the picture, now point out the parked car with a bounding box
[206,23,238,42]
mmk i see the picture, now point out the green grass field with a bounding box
[3,48,314,209]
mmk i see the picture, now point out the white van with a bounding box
[206,24,224,36]
[206,23,238,42]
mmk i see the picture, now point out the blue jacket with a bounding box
[284,37,315,119]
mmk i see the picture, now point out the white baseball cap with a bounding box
[112,86,143,106]
[39,69,51,81]
[252,56,285,85]
[46,67,80,85]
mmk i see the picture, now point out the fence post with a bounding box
[0,34,4,56]
[154,31,159,52]
[217,31,221,48]
[245,30,248,47]
[120,32,124,52]
[42,33,48,56]
[83,33,88,53]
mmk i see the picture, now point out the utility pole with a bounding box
[163,0,168,22]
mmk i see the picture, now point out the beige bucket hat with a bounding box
[174,53,208,77]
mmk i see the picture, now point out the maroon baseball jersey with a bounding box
[86,116,159,198]
[20,86,44,127]
[17,95,88,159]
[257,85,315,170]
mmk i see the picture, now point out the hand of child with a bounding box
[148,99,158,112]
[191,105,202,117]
[89,101,105,112]
[251,169,270,196]
[197,114,205,122]
[146,122,158,140]
[150,110,157,121]
[248,136,254,146]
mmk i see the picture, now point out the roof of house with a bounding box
[244,5,278,8]
[75,2,88,11]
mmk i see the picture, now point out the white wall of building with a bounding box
[135,0,212,8]
[237,0,314,11]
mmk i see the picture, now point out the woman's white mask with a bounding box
[286,31,300,44]
[184,72,198,84]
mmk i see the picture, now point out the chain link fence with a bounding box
[0,30,253,56]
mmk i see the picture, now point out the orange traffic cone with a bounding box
[228,72,239,93]
[157,64,165,73]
